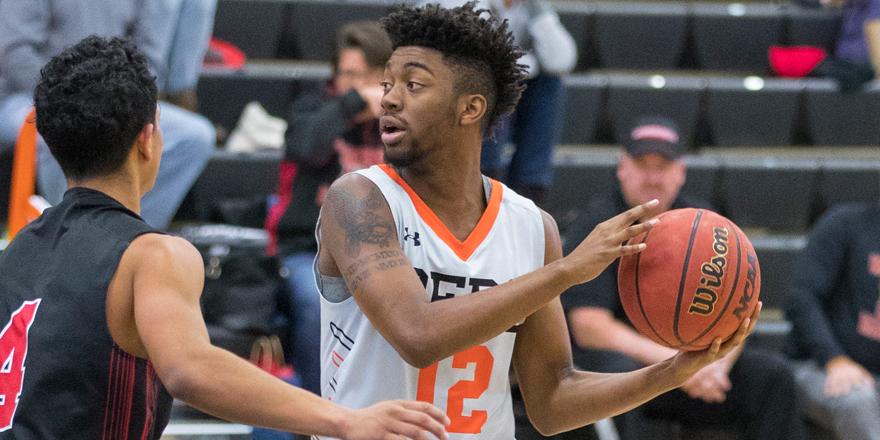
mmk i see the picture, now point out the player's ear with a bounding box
[458,94,487,127]
[134,123,155,162]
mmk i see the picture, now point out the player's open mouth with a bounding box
[380,117,407,145]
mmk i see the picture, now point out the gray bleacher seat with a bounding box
[815,159,880,216]
[681,155,720,205]
[213,0,287,59]
[751,234,807,311]
[178,150,282,226]
[197,63,331,132]
[804,80,880,145]
[606,74,704,148]
[283,0,391,61]
[783,6,842,50]
[718,157,819,232]
[555,1,597,71]
[705,77,801,146]
[594,2,688,69]
[546,151,617,235]
[560,74,607,145]
[693,3,785,73]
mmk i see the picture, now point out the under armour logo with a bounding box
[403,227,421,246]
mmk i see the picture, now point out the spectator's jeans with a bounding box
[156,0,217,94]
[0,93,214,229]
[280,251,322,395]
[480,73,564,191]
[793,360,880,440]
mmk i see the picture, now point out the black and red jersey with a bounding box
[0,187,172,439]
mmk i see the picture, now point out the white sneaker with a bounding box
[225,101,288,153]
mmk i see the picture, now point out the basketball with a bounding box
[618,208,761,351]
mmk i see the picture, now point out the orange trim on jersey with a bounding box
[378,164,503,261]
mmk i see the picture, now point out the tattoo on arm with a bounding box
[331,182,397,258]
[342,251,408,293]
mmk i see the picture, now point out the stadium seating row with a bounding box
[197,65,880,148]
[547,149,880,233]
[212,0,841,73]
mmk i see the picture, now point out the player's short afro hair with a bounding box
[33,35,157,180]
[381,2,528,131]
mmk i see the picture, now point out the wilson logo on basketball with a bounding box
[689,227,729,316]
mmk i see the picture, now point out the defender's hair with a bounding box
[33,35,158,180]
[381,2,528,130]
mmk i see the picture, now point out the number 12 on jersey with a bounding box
[0,299,41,432]
[417,345,494,434]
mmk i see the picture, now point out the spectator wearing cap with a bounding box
[556,117,806,440]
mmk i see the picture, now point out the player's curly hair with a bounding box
[381,2,528,131]
[34,35,157,180]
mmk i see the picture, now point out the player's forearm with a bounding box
[529,362,683,435]
[161,346,349,437]
[393,258,577,367]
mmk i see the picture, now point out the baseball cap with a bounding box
[624,116,685,160]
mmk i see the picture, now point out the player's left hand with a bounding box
[668,302,761,386]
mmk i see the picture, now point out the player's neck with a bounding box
[397,135,487,239]
[69,173,142,216]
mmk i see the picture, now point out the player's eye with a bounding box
[406,81,423,91]
[381,81,392,93]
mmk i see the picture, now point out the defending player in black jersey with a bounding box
[0,35,447,440]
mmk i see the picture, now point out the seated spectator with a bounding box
[154,0,218,112]
[264,20,389,398]
[814,0,879,90]
[786,202,880,439]
[428,0,577,205]
[562,117,806,440]
[0,0,214,230]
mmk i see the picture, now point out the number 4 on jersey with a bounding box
[0,299,41,432]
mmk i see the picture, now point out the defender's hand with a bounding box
[341,400,449,440]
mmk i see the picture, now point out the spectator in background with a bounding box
[0,0,214,230]
[264,21,389,398]
[806,0,880,90]
[562,117,805,440]
[428,0,577,205]
[786,203,880,439]
[155,0,218,112]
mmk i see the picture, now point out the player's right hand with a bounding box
[824,355,875,397]
[564,199,660,285]
[341,400,450,440]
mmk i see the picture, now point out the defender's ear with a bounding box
[135,124,155,161]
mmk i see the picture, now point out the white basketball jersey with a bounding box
[317,164,545,439]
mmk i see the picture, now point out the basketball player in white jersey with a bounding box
[315,2,761,438]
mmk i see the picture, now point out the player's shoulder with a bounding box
[126,233,202,270]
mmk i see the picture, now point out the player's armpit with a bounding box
[318,173,435,366]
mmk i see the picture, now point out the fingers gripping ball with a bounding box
[618,208,760,351]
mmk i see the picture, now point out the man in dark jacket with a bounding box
[786,202,880,439]
[562,117,805,440]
